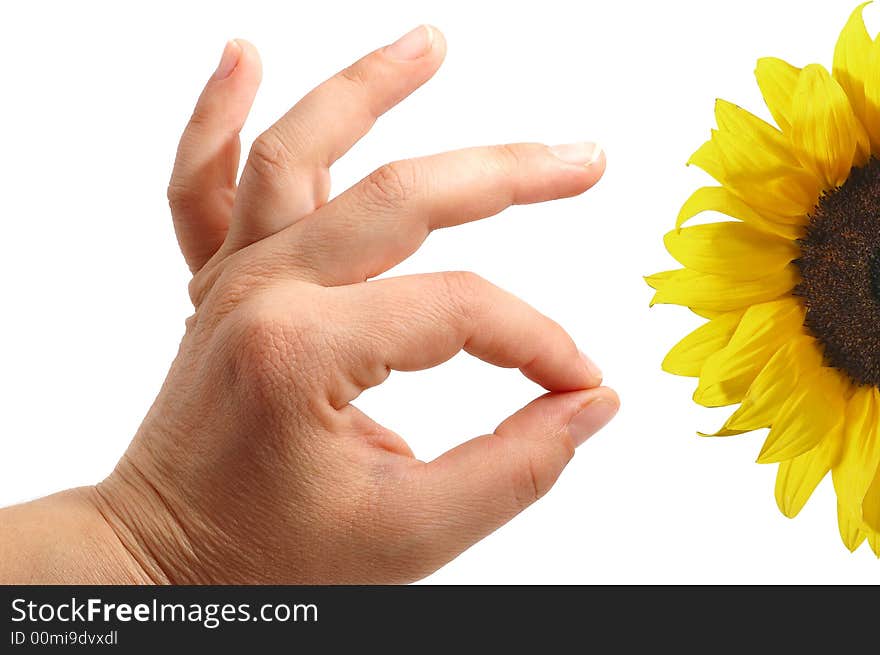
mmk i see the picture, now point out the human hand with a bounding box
[3,26,617,584]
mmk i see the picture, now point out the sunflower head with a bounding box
[648,3,880,556]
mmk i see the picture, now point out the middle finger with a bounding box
[257,141,605,285]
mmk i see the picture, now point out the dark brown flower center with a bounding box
[795,158,880,387]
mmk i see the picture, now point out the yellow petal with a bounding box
[832,3,873,123]
[687,133,725,180]
[861,35,880,149]
[757,366,847,463]
[644,270,676,289]
[662,310,745,378]
[691,308,724,320]
[864,463,880,532]
[718,335,822,433]
[790,64,870,188]
[675,187,804,240]
[647,266,799,313]
[838,502,867,552]
[869,530,880,557]
[709,129,822,218]
[714,99,801,167]
[701,341,801,437]
[755,57,801,133]
[695,298,805,408]
[833,387,880,514]
[775,436,839,518]
[664,223,799,280]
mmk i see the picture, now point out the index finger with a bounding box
[323,272,602,407]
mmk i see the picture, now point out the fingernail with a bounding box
[213,40,242,80]
[579,350,603,383]
[568,398,618,447]
[549,142,603,166]
[385,25,434,61]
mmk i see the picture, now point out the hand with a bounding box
[0,26,617,584]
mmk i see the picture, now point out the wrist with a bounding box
[91,454,206,585]
[0,486,159,584]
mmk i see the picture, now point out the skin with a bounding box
[0,26,618,584]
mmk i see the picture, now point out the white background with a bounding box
[1,0,877,583]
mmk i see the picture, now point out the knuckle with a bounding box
[186,105,212,132]
[248,132,292,180]
[363,160,418,209]
[187,268,215,308]
[338,62,370,90]
[224,299,304,397]
[236,303,287,358]
[202,265,251,314]
[541,314,568,342]
[520,456,545,508]
[166,181,195,214]
[220,286,332,398]
[509,445,569,511]
[193,251,297,315]
[439,271,490,314]
[443,270,488,295]
[494,143,527,170]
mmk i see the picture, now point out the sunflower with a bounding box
[647,3,880,555]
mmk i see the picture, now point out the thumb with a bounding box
[167,39,262,273]
[398,387,619,573]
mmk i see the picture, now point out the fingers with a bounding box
[263,142,605,285]
[168,39,262,272]
[396,388,619,575]
[226,25,447,250]
[326,272,602,406]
